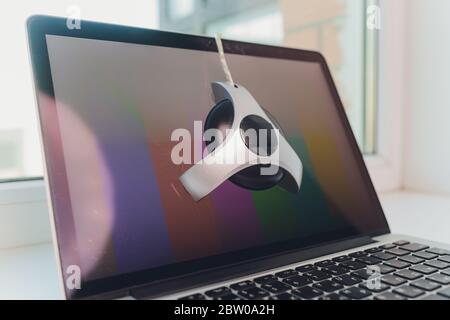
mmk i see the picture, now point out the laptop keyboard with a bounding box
[178,241,450,300]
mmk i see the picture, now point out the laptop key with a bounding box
[205,287,231,298]
[322,264,349,276]
[372,252,396,261]
[356,256,382,266]
[379,243,396,250]
[352,269,374,280]
[269,292,300,300]
[315,260,335,268]
[376,264,396,274]
[230,280,254,291]
[295,264,315,273]
[313,280,343,293]
[340,260,366,270]
[413,251,438,260]
[375,292,406,300]
[394,286,425,299]
[261,280,291,294]
[427,248,450,256]
[237,287,270,300]
[384,260,411,270]
[410,264,438,275]
[442,268,450,276]
[319,293,350,300]
[421,294,449,300]
[283,275,312,288]
[427,273,450,285]
[349,251,368,258]
[394,240,410,246]
[402,243,429,252]
[332,255,352,263]
[291,286,323,299]
[411,279,441,291]
[424,260,450,270]
[399,255,425,265]
[275,269,298,279]
[394,270,422,280]
[305,270,330,281]
[333,274,362,286]
[254,274,277,284]
[386,248,410,257]
[365,247,382,254]
[381,275,407,286]
[438,255,450,263]
[179,293,206,300]
[359,283,390,293]
[437,287,450,298]
[214,293,241,300]
[340,287,372,299]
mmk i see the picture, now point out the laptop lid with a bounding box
[27,15,389,299]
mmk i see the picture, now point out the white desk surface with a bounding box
[0,243,62,299]
[1,191,449,300]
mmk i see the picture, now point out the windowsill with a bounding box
[0,243,62,300]
[380,191,450,245]
[1,190,449,299]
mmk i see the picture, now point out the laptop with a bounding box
[27,15,450,300]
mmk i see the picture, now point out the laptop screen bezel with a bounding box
[27,15,390,299]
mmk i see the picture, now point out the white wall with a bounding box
[403,0,450,195]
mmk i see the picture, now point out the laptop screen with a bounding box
[38,32,388,297]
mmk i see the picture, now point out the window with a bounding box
[0,0,158,182]
[160,0,379,154]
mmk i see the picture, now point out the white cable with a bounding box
[215,33,235,86]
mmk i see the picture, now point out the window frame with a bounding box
[364,0,406,192]
[159,0,276,34]
[161,0,380,153]
[0,0,405,249]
